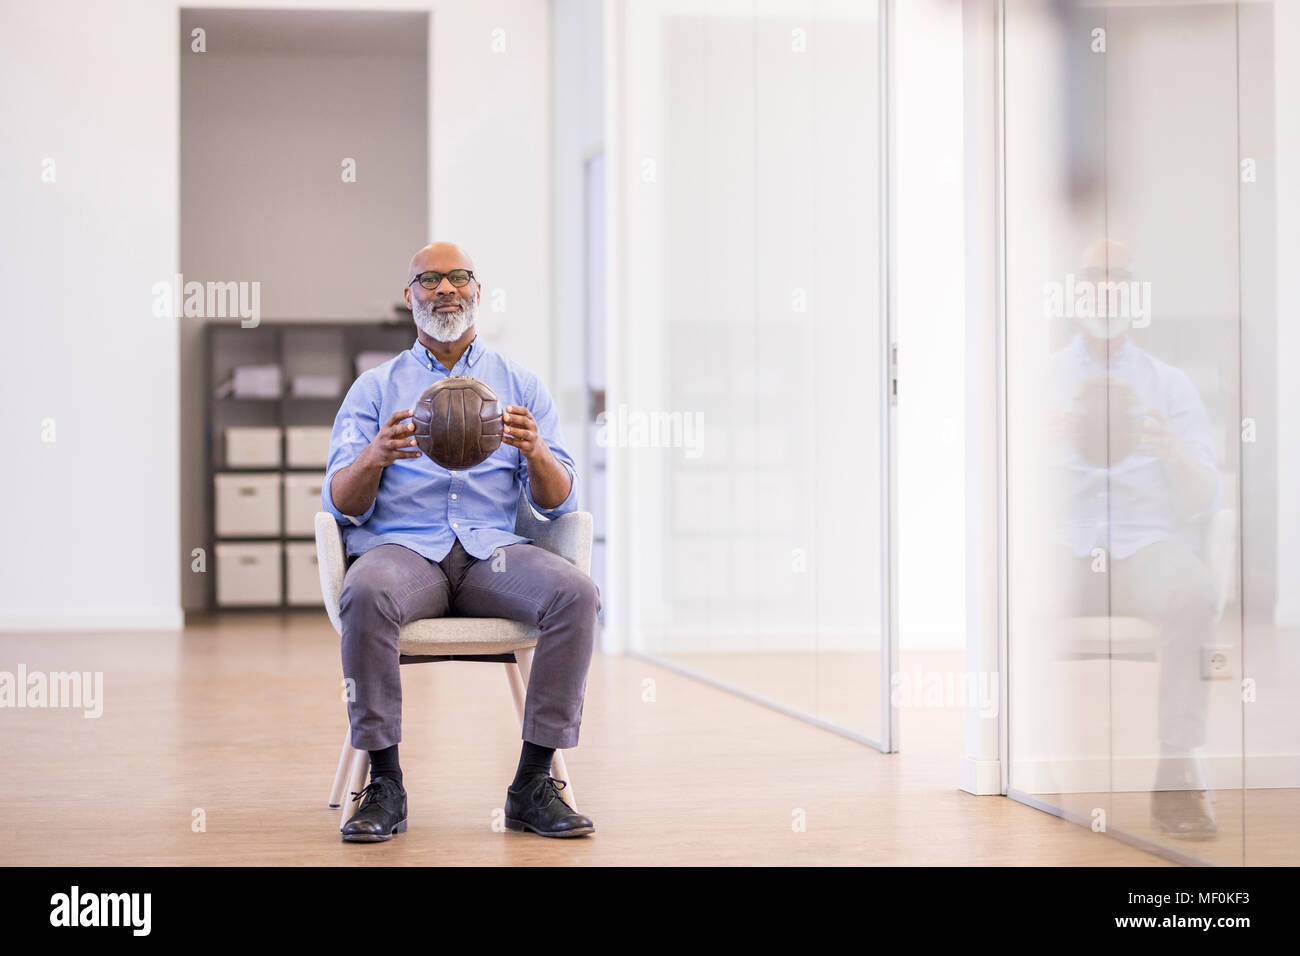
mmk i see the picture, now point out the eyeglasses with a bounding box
[409,269,475,291]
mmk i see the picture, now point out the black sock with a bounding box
[369,744,402,785]
[512,740,555,787]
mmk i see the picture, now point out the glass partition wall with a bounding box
[610,0,894,748]
[1004,0,1297,865]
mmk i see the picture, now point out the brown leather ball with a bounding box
[1071,374,1138,466]
[412,377,504,469]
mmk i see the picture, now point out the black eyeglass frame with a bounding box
[408,269,476,291]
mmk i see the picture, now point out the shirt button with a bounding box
[452,523,459,529]
[451,493,458,500]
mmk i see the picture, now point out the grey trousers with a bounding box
[1055,540,1215,755]
[339,539,600,752]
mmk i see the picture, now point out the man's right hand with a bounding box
[330,408,420,518]
[361,408,422,468]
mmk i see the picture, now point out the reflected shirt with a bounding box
[1044,334,1223,559]
[321,335,578,562]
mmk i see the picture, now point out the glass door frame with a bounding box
[604,0,899,753]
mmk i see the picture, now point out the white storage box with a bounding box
[285,426,333,467]
[285,542,324,606]
[284,473,326,536]
[231,364,282,398]
[225,426,281,467]
[215,473,282,536]
[216,542,283,606]
[291,375,341,398]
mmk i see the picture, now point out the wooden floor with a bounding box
[1038,788,1300,866]
[0,615,1181,866]
[654,649,883,741]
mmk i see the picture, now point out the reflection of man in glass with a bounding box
[1044,239,1224,839]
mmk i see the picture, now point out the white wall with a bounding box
[0,0,552,630]
[0,0,182,629]
[1275,0,1300,627]
[896,0,966,650]
[429,0,551,371]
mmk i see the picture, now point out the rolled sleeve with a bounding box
[519,377,580,519]
[322,374,381,526]
[526,458,578,517]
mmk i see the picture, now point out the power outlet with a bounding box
[1201,645,1235,680]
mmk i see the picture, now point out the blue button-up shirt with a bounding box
[321,335,578,561]
[1044,334,1223,559]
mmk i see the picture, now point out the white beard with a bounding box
[1080,313,1132,341]
[413,295,477,342]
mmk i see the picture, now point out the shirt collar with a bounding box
[412,334,486,374]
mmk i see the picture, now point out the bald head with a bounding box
[408,242,475,282]
[1080,238,1134,277]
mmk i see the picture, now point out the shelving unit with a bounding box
[202,320,416,610]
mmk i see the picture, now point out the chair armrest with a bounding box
[514,495,594,576]
[315,512,347,634]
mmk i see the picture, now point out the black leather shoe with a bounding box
[505,774,594,838]
[1150,789,1217,841]
[341,776,407,842]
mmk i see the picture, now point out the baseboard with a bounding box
[0,607,185,632]
[959,756,1003,795]
[1013,753,1300,792]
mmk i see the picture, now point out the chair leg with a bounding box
[339,747,371,832]
[504,660,527,724]
[508,647,578,812]
[329,727,354,809]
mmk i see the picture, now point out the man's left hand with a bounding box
[504,403,572,509]
[502,405,546,461]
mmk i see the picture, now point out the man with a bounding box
[1041,239,1224,839]
[322,241,600,842]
